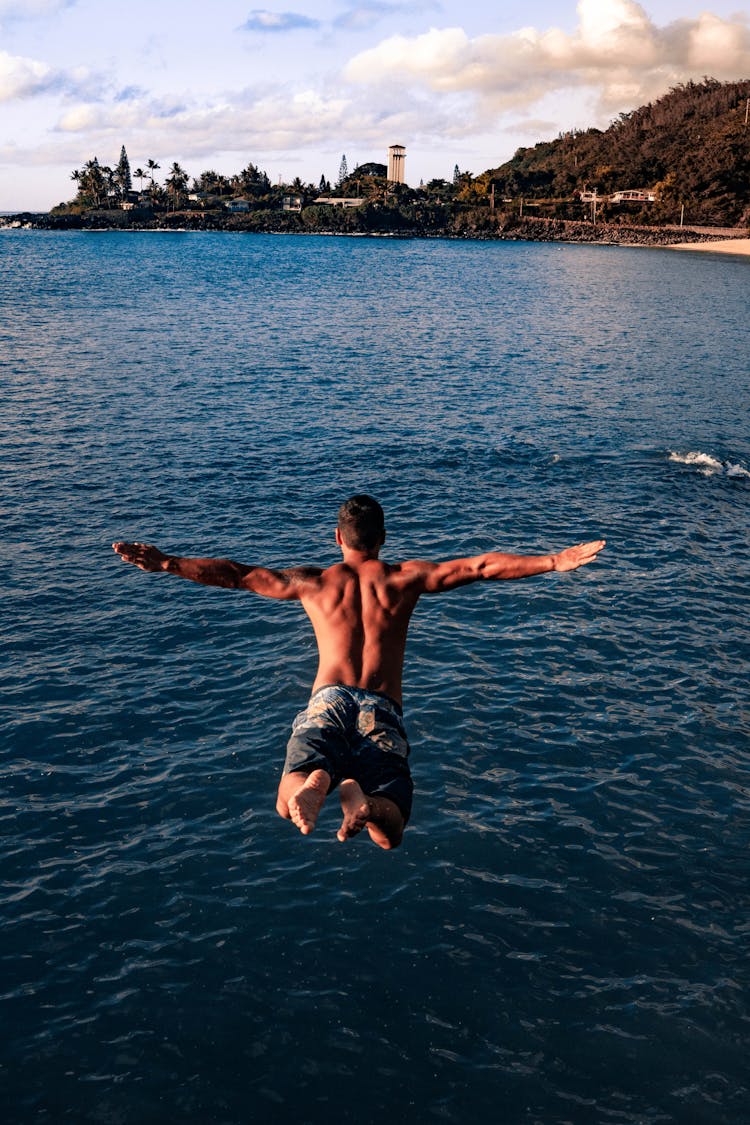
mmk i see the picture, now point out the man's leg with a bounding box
[337,778,404,850]
[277,768,331,836]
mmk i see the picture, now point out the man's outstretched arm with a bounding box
[112,542,321,599]
[410,539,606,594]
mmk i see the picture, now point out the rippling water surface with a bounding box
[2,231,749,1124]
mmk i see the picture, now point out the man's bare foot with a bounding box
[337,779,371,842]
[288,769,330,835]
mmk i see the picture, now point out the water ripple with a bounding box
[2,232,749,1123]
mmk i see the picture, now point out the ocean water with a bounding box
[2,230,749,1125]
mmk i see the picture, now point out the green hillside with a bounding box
[484,78,750,226]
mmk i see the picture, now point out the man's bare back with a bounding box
[113,495,605,848]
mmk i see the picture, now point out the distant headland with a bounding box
[4,78,749,247]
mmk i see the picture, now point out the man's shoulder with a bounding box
[364,558,427,580]
[377,558,435,594]
[389,558,432,578]
[313,558,433,589]
[315,558,419,583]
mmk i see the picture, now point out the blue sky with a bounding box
[2,0,749,209]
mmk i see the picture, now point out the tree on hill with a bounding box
[77,158,108,208]
[232,162,271,198]
[193,170,231,198]
[115,146,132,200]
[355,162,387,178]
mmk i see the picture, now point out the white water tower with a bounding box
[387,144,406,184]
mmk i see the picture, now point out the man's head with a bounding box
[337,495,385,553]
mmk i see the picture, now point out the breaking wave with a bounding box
[669,450,750,478]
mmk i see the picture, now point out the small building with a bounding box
[225,198,251,213]
[610,189,656,203]
[315,196,365,209]
[282,195,303,212]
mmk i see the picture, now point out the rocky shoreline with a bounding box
[3,207,747,247]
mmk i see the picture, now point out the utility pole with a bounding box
[745,97,749,127]
[680,203,685,228]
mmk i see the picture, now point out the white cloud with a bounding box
[6,75,453,182]
[56,102,96,130]
[343,0,750,119]
[0,47,99,103]
[50,86,360,160]
[0,48,53,99]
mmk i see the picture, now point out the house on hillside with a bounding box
[226,198,250,213]
[282,195,303,211]
[315,196,364,209]
[189,192,222,208]
[610,189,657,203]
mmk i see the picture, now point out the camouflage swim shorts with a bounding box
[283,683,413,821]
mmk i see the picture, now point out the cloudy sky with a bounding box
[2,0,749,209]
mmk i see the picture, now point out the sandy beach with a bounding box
[668,237,750,256]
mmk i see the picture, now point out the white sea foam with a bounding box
[668,450,749,478]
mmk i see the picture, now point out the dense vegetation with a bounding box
[11,78,749,234]
[483,78,750,226]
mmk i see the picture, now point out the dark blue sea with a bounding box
[2,230,749,1124]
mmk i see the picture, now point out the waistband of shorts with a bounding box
[311,683,403,716]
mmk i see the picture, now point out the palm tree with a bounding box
[165,162,189,211]
[133,167,146,194]
[102,165,118,209]
[146,158,160,186]
[81,158,106,208]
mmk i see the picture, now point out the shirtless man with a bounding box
[113,495,604,850]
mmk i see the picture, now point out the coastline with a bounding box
[665,237,750,256]
[2,209,747,251]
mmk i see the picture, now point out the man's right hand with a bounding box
[113,542,170,572]
[552,540,606,572]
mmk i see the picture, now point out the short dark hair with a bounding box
[337,495,385,550]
